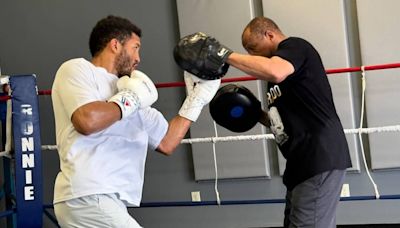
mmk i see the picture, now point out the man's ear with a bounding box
[265,30,274,39]
[109,38,120,53]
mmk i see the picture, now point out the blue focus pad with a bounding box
[209,84,262,132]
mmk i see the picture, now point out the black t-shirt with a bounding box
[267,37,352,190]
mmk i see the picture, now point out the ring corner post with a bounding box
[10,74,43,228]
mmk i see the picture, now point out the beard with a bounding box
[115,48,134,77]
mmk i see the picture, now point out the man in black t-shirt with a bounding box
[224,17,352,227]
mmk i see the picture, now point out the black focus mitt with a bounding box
[209,84,269,132]
[173,32,232,80]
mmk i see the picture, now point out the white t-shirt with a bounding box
[52,58,168,206]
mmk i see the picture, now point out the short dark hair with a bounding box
[245,16,281,36]
[89,15,142,57]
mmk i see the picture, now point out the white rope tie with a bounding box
[358,66,380,199]
[212,121,221,205]
[0,93,13,158]
[41,145,58,150]
[0,151,11,158]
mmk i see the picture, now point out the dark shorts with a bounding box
[284,169,346,228]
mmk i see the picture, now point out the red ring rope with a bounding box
[1,62,400,102]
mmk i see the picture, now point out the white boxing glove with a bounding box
[108,70,158,119]
[128,70,158,107]
[179,71,221,121]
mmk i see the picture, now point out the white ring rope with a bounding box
[36,124,399,200]
[180,125,400,144]
[343,125,400,134]
[37,124,400,150]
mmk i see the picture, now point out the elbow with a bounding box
[75,127,93,136]
[271,76,285,84]
[255,67,287,84]
[162,150,174,156]
[262,57,293,83]
[156,140,177,156]
[73,119,96,135]
[158,146,175,156]
[72,110,98,135]
[268,70,288,84]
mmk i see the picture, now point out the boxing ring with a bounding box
[1,63,400,227]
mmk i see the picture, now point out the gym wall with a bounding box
[1,0,400,227]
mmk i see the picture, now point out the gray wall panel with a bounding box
[176,0,271,180]
[356,0,400,169]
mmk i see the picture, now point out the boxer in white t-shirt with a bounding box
[52,15,220,228]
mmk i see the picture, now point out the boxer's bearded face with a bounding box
[115,34,141,77]
[115,48,134,77]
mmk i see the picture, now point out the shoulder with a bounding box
[279,37,311,48]
[278,37,319,60]
[54,58,97,90]
[56,58,93,78]
[59,58,91,70]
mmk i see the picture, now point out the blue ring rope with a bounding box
[34,194,400,211]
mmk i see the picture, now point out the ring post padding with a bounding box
[10,75,43,228]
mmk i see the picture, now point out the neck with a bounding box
[271,33,288,53]
[91,53,117,75]
[274,33,287,46]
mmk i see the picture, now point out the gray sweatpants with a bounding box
[284,169,346,228]
[54,194,142,228]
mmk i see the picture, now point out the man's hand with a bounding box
[108,70,158,119]
[179,71,221,122]
[174,32,232,80]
